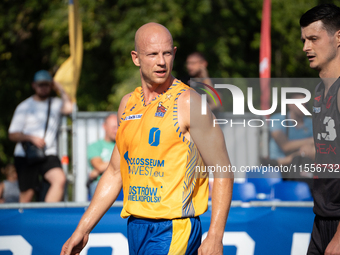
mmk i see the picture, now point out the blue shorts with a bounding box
[127,216,202,255]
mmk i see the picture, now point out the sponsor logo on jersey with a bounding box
[313,107,321,113]
[123,151,165,178]
[128,185,161,203]
[124,114,143,121]
[155,102,168,117]
[315,143,336,155]
[326,96,333,109]
[149,127,160,146]
[315,95,322,102]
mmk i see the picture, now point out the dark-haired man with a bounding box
[185,52,222,115]
[300,4,340,254]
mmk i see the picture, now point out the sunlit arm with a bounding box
[178,90,233,255]
[60,94,131,255]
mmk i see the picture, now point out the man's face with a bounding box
[301,20,338,71]
[104,116,118,142]
[133,33,176,87]
[32,81,52,99]
[186,55,204,77]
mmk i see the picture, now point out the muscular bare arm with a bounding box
[178,90,233,255]
[60,93,131,255]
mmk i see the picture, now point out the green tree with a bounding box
[0,0,327,167]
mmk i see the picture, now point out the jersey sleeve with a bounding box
[8,101,28,134]
[269,113,285,134]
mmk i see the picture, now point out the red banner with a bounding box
[259,0,271,112]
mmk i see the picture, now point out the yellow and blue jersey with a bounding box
[116,79,209,219]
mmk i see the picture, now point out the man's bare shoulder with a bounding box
[177,89,211,132]
[118,93,133,119]
[177,89,201,110]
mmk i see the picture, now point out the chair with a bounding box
[232,182,257,202]
[274,181,313,201]
[247,167,282,199]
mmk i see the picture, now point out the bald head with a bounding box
[103,114,118,142]
[134,22,173,52]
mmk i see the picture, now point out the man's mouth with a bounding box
[307,55,315,61]
[155,70,167,75]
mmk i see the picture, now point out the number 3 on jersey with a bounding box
[317,116,337,141]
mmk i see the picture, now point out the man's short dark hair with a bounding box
[187,52,207,61]
[300,4,340,35]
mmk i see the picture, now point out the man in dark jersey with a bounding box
[300,4,340,255]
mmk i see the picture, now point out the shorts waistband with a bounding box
[128,215,199,224]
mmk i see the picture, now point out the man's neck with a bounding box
[104,137,115,143]
[33,94,49,102]
[142,76,175,105]
[319,59,340,90]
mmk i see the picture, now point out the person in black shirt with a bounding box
[300,4,340,254]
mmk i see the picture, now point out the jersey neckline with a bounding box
[140,79,181,107]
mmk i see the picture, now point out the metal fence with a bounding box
[59,111,268,202]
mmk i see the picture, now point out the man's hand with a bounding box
[199,65,209,78]
[60,231,89,255]
[299,143,315,159]
[325,229,340,255]
[52,80,65,93]
[29,136,45,148]
[198,234,223,255]
[53,80,73,115]
[89,169,100,180]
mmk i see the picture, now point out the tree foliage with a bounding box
[0,0,325,166]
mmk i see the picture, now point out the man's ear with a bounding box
[131,51,140,67]
[336,30,340,47]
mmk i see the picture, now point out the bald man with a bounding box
[87,114,118,198]
[61,23,233,255]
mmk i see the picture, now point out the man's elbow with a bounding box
[281,144,292,154]
[8,133,16,142]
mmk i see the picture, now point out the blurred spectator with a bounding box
[87,114,117,199]
[0,164,20,203]
[8,70,72,202]
[265,93,315,184]
[183,52,222,115]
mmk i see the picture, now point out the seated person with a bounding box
[0,164,20,203]
[266,93,315,182]
[87,114,117,199]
